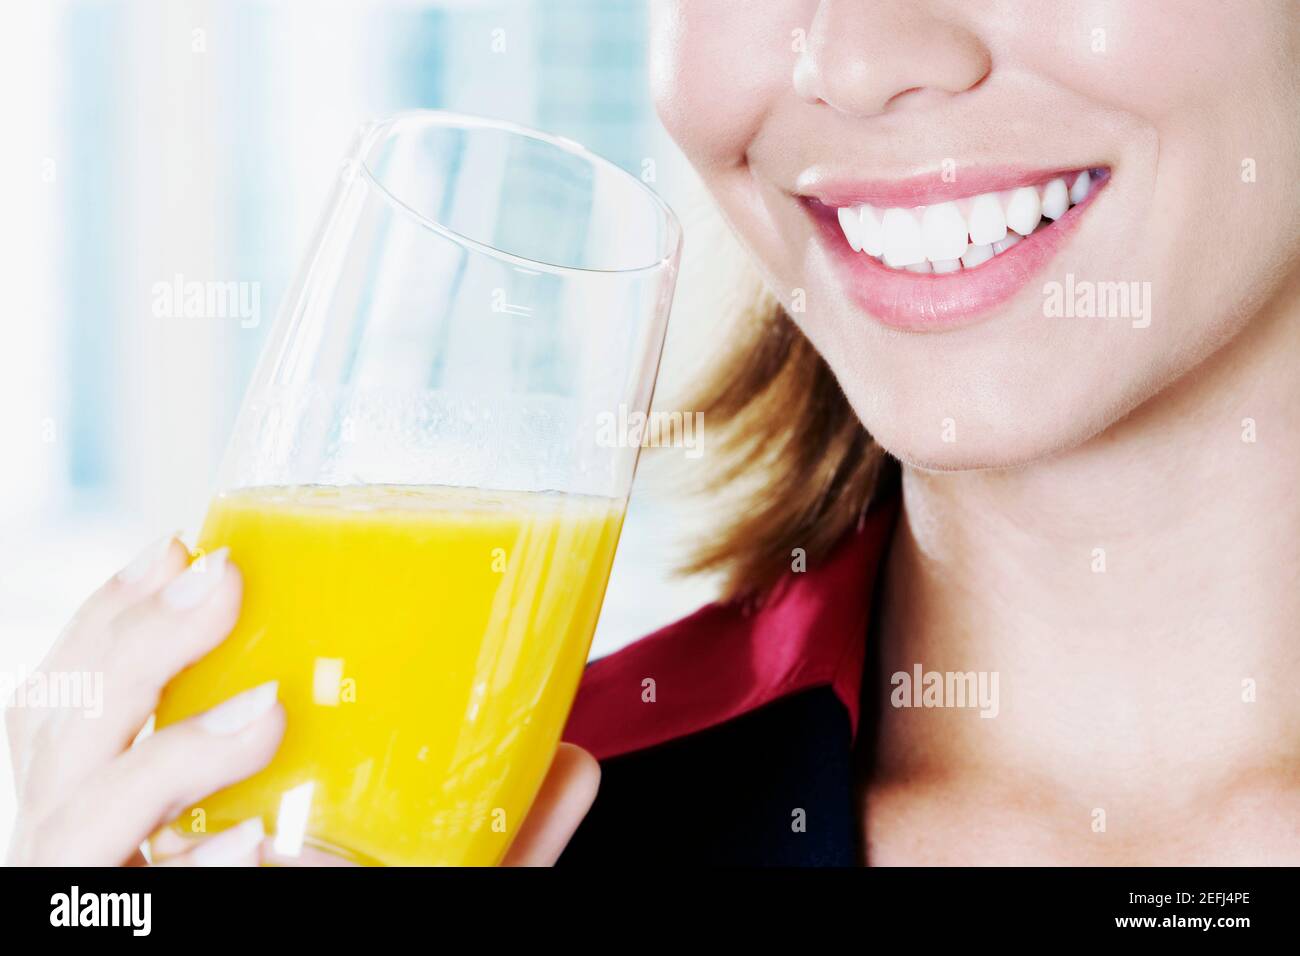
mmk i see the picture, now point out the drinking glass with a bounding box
[152,111,681,866]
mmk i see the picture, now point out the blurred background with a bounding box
[1,0,731,838]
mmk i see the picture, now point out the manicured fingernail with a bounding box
[117,536,176,584]
[197,676,279,738]
[190,817,265,866]
[199,680,279,735]
[161,547,229,610]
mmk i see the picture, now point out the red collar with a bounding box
[563,497,899,760]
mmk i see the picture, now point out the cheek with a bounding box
[1015,1,1300,367]
[1027,0,1300,197]
[650,3,795,174]
[1082,4,1300,333]
[1017,0,1294,113]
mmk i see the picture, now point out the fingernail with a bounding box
[190,817,265,866]
[117,536,176,584]
[161,547,229,610]
[198,680,279,735]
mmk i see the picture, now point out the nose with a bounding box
[793,0,991,117]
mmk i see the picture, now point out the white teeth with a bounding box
[1005,186,1042,236]
[881,208,926,267]
[992,233,1021,254]
[1069,170,1092,204]
[833,168,1101,273]
[858,205,884,256]
[967,194,1007,246]
[1040,177,1069,220]
[837,206,863,252]
[960,243,994,268]
[921,202,969,262]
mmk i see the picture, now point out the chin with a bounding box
[837,357,1142,475]
[863,415,1079,474]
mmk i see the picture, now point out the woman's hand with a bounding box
[4,537,599,866]
[499,742,599,866]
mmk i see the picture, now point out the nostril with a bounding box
[882,86,961,114]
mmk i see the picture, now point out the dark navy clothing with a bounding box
[559,498,898,866]
[562,689,859,866]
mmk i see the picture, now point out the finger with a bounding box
[145,827,198,859]
[24,680,284,866]
[151,824,359,867]
[153,817,267,867]
[45,536,193,669]
[20,549,245,801]
[502,743,600,867]
[5,537,191,773]
[99,548,244,739]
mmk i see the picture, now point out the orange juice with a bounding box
[154,484,623,865]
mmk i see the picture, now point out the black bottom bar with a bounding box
[1,866,1286,941]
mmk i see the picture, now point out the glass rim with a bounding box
[355,109,684,277]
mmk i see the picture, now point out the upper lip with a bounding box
[796,164,1096,208]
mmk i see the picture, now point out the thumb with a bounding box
[502,742,600,866]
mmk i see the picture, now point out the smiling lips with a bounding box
[805,166,1109,330]
[835,169,1102,271]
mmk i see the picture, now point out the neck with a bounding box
[872,281,1300,837]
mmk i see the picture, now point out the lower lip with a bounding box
[806,176,1108,332]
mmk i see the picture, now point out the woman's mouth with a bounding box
[802,166,1110,331]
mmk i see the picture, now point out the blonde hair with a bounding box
[653,190,891,601]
